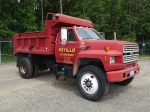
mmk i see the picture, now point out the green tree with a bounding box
[0,0,37,39]
[0,0,150,42]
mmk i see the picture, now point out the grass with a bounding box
[139,55,150,60]
[1,55,16,63]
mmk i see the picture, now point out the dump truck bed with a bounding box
[13,30,56,55]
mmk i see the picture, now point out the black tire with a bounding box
[32,65,39,77]
[76,65,109,101]
[19,57,33,79]
[114,77,134,86]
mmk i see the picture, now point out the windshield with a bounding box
[76,28,104,40]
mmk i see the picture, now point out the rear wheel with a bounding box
[114,77,134,86]
[32,65,39,77]
[19,57,33,79]
[76,65,109,101]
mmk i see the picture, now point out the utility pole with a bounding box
[41,0,43,21]
[60,0,63,13]
[41,0,43,27]
[83,0,85,18]
[114,32,116,40]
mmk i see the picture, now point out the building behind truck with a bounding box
[12,13,140,101]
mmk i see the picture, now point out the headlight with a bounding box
[110,56,115,64]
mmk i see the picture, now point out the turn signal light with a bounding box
[105,47,110,51]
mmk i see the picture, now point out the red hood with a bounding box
[82,40,138,51]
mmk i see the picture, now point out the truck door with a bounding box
[55,28,80,64]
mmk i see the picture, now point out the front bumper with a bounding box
[106,64,140,82]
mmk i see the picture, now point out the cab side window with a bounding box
[67,29,76,41]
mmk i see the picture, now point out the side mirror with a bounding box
[61,28,67,45]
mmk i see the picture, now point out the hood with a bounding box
[82,40,138,51]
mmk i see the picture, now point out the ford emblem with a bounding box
[130,52,134,55]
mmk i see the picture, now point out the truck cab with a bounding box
[55,27,105,63]
[13,13,140,101]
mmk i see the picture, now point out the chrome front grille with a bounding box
[123,44,139,63]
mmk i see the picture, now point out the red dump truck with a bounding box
[13,13,140,101]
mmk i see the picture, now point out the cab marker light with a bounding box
[105,47,110,51]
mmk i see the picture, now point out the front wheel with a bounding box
[76,65,109,101]
[114,77,134,86]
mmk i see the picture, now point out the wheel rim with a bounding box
[20,63,26,74]
[81,73,98,94]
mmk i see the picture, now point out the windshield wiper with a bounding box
[83,38,101,40]
[83,38,93,40]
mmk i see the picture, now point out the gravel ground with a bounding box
[0,60,150,112]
